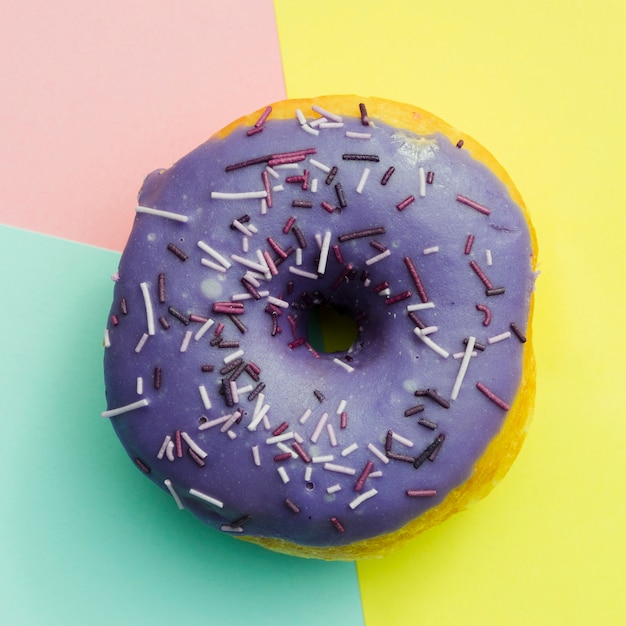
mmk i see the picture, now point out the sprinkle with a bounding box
[311,412,329,443]
[323,463,356,476]
[267,296,290,309]
[277,467,290,484]
[223,349,245,364]
[230,252,269,274]
[247,403,270,431]
[135,206,189,222]
[423,246,439,255]
[404,404,425,417]
[406,302,435,312]
[292,199,313,208]
[403,257,429,303]
[355,461,375,491]
[510,322,527,343]
[166,243,188,262]
[197,240,232,269]
[349,488,378,509]
[333,358,355,373]
[274,452,292,462]
[385,291,412,306]
[179,330,193,352]
[469,260,493,289]
[387,451,416,463]
[367,443,390,464]
[413,327,450,359]
[164,479,184,509]
[313,455,334,464]
[341,443,358,457]
[406,489,437,497]
[220,410,243,433]
[309,158,331,173]
[253,105,272,128]
[174,430,183,458]
[355,167,371,194]
[168,306,190,325]
[488,331,512,344]
[101,398,150,419]
[358,102,370,125]
[298,408,312,424]
[392,432,414,448]
[292,224,307,249]
[284,499,300,514]
[327,423,338,447]
[330,517,345,532]
[213,301,245,315]
[103,328,111,348]
[335,183,347,208]
[342,153,380,162]
[456,194,492,216]
[396,195,415,211]
[211,190,267,200]
[314,390,326,403]
[139,282,156,336]
[134,332,149,352]
[486,287,506,296]
[415,388,451,409]
[327,484,342,494]
[181,432,207,459]
[476,382,511,410]
[381,167,395,185]
[365,249,391,266]
[200,258,227,273]
[345,131,372,139]
[456,139,464,148]
[426,171,435,184]
[418,418,437,430]
[340,411,348,429]
[476,303,492,326]
[312,104,343,122]
[451,336,476,400]
[252,445,261,466]
[289,266,318,280]
[134,458,151,473]
[413,434,445,468]
[418,167,426,197]
[486,249,493,266]
[317,230,333,275]
[198,385,212,410]
[189,489,224,508]
[338,227,386,242]
[325,166,339,185]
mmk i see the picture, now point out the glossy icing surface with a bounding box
[103,102,535,548]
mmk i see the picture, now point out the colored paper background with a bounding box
[1,1,625,625]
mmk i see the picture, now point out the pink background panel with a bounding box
[0,0,286,252]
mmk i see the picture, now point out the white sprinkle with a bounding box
[336,399,347,415]
[198,414,231,430]
[327,484,342,494]
[341,443,359,457]
[451,335,476,401]
[134,332,149,353]
[301,123,319,136]
[327,423,338,447]
[311,178,318,192]
[314,233,323,248]
[367,443,390,464]
[179,330,193,352]
[317,230,332,275]
[333,358,355,373]
[221,524,243,533]
[364,277,371,287]
[289,266,318,280]
[252,445,261,466]
[243,272,261,287]
[423,246,439,255]
[231,253,268,273]
[277,467,290,484]
[242,236,249,253]
[486,249,493,266]
[255,249,271,277]
[103,328,111,348]
[247,403,270,431]
[198,385,212,410]
[365,249,391,266]
[294,432,304,444]
[345,131,371,139]
[309,116,328,127]
[309,158,331,173]
[272,182,286,188]
[378,288,391,297]
[223,349,244,364]
[295,247,303,266]
[230,380,239,404]
[488,331,512,344]
[393,432,415,448]
[304,466,313,481]
[181,432,207,459]
[323,463,356,476]
[319,122,344,129]
[312,455,334,463]
[356,167,371,193]
[312,104,343,122]
[211,190,267,200]
[200,258,227,273]
[164,479,185,510]
[267,295,289,309]
[189,488,224,508]
[262,412,271,431]
[231,292,254,301]
[299,408,312,424]
[157,435,172,459]
[236,384,253,396]
[265,165,280,179]
[420,325,439,335]
[407,302,435,311]
[139,282,156,336]
[418,166,426,197]
[295,108,307,125]
[194,318,215,341]
[252,393,265,419]
[136,377,143,395]
[276,442,298,458]
[413,327,450,358]
[453,350,478,359]
[101,398,149,419]
[197,240,231,269]
[232,219,254,237]
[260,198,268,215]
[369,471,383,478]
[349,489,378,509]
[311,412,329,443]
[165,440,175,462]
[266,431,295,445]
[227,430,238,440]
[136,205,189,222]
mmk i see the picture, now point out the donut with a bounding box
[102,95,537,560]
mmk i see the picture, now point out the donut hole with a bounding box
[306,304,359,353]
[305,481,315,491]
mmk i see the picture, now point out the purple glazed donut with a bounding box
[102,96,537,560]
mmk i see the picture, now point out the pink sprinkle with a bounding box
[476,382,510,411]
[288,338,305,349]
[246,126,263,137]
[464,234,475,254]
[321,201,335,213]
[355,461,374,492]
[292,441,312,464]
[469,260,493,289]
[403,257,428,303]
[254,105,272,128]
[385,290,412,306]
[282,216,296,234]
[340,411,348,429]
[175,430,183,458]
[396,195,415,211]
[262,250,278,276]
[332,244,344,264]
[330,517,345,532]
[476,304,492,326]
[261,170,272,208]
[406,489,437,497]
[456,194,492,216]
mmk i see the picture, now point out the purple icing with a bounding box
[103,106,535,548]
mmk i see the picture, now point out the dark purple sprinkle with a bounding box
[247,382,265,402]
[385,430,393,452]
[418,418,437,430]
[246,361,261,376]
[287,280,295,295]
[201,364,215,372]
[210,334,223,347]
[120,298,128,315]
[387,451,417,463]
[325,166,338,185]
[228,314,248,334]
[464,234,475,255]
[456,139,464,148]
[158,316,170,330]
[342,153,380,162]
[157,273,166,303]
[230,215,251,230]
[510,322,527,343]
[463,337,486,351]
[355,461,374,491]
[220,358,243,375]
[408,311,426,330]
[292,225,307,248]
[168,306,190,325]
[369,240,387,252]
[134,458,151,474]
[331,263,354,290]
[380,166,395,185]
[426,171,434,184]
[246,126,263,137]
[284,499,300,514]
[227,361,247,382]
[413,434,444,469]
[385,291,412,306]
[153,367,162,390]
[426,389,451,409]
[187,447,206,468]
[225,154,272,172]
[486,287,506,296]
[265,303,282,317]
[360,270,370,283]
[292,199,313,209]
[403,257,428,303]
[222,379,234,407]
[330,517,345,532]
[241,277,262,300]
[292,441,312,464]
[271,315,280,337]
[359,102,369,125]
[166,243,188,262]
[289,301,307,311]
[457,194,492,216]
[428,434,446,462]
[332,245,344,264]
[230,514,252,527]
[313,390,325,403]
[335,183,347,208]
[338,227,386,242]
[404,404,425,417]
[373,280,390,293]
[406,489,437,497]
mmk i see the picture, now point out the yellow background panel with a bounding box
[274,1,626,624]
